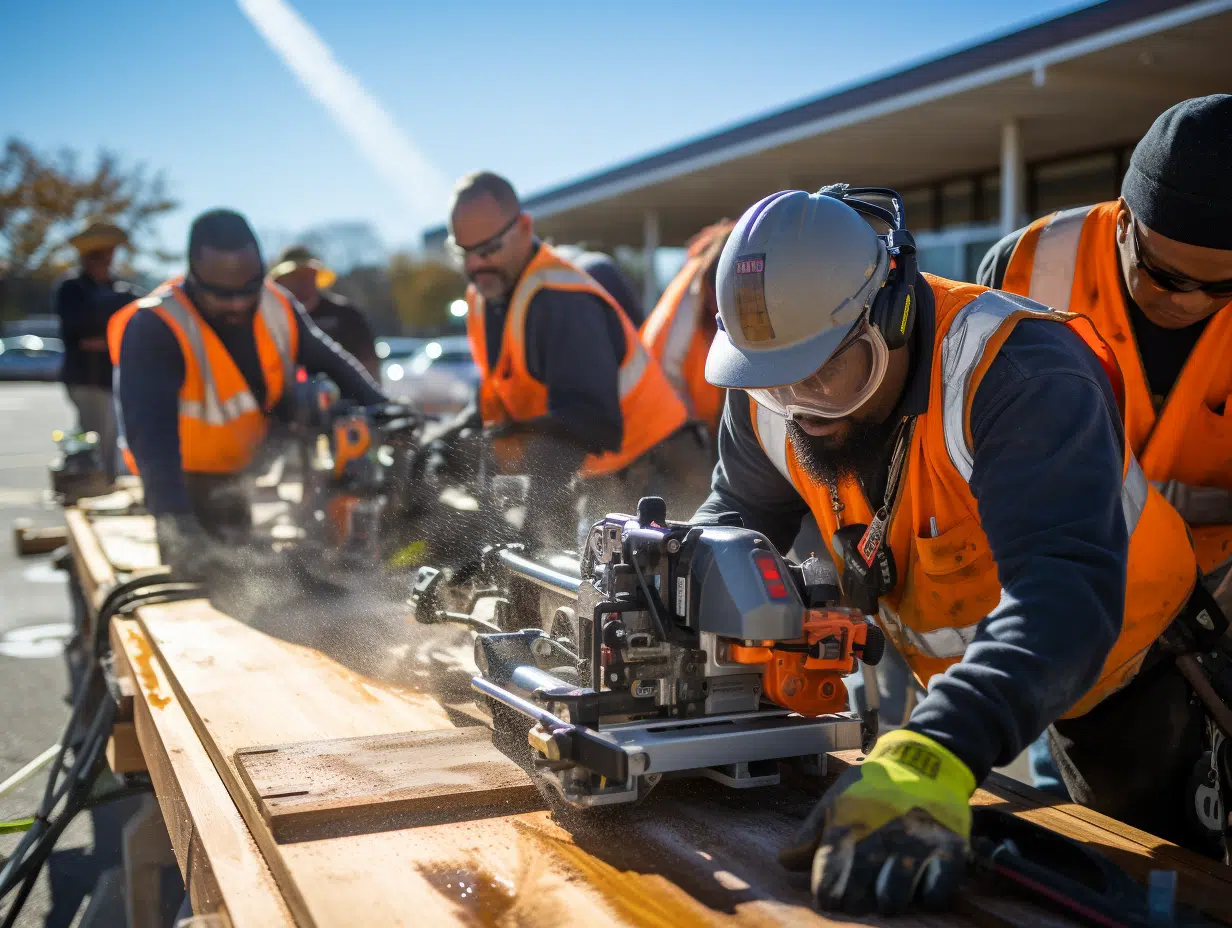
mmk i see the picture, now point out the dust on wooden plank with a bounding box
[235,727,543,842]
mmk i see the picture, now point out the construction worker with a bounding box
[108,209,390,576]
[641,220,733,434]
[447,171,688,541]
[54,219,143,482]
[979,95,1232,803]
[694,185,1204,915]
[270,245,381,378]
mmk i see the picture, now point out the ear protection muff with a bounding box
[818,184,918,351]
[868,227,917,351]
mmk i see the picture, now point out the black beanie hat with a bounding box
[1122,94,1232,250]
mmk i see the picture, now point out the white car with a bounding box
[382,336,476,418]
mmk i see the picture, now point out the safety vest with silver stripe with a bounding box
[1010,202,1232,564]
[505,266,651,399]
[755,290,1149,661]
[134,284,294,427]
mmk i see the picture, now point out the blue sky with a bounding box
[2,0,1094,266]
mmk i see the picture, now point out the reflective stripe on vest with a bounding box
[660,277,702,410]
[754,401,791,483]
[1026,206,1089,312]
[1151,479,1232,526]
[508,266,650,397]
[142,285,293,426]
[941,290,1148,535]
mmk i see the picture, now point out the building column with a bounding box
[642,210,660,311]
[1000,120,1023,237]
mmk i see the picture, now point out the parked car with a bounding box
[382,336,476,417]
[374,336,427,362]
[0,336,64,382]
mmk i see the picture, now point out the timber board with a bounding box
[71,509,1232,927]
[235,728,542,842]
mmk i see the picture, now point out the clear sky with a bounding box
[1,0,1094,265]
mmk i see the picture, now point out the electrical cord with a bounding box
[0,572,202,924]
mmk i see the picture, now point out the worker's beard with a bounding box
[786,416,900,486]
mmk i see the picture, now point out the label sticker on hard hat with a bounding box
[733,253,776,343]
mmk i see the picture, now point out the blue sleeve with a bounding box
[54,279,85,341]
[292,300,386,406]
[906,319,1128,781]
[117,310,192,514]
[976,228,1026,290]
[692,391,809,552]
[523,290,624,454]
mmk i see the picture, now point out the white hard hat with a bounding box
[705,190,890,390]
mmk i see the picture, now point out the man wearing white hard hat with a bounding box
[694,185,1210,913]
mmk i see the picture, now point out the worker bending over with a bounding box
[448,172,688,541]
[109,209,389,576]
[694,185,1204,914]
[980,95,1232,812]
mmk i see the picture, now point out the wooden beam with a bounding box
[66,507,116,620]
[132,597,1151,928]
[112,618,294,927]
[234,728,541,843]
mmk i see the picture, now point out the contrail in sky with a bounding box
[237,0,449,230]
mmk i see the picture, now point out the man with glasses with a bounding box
[445,171,687,542]
[108,209,389,576]
[980,95,1232,809]
[694,185,1201,914]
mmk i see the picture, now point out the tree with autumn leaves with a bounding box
[0,138,177,278]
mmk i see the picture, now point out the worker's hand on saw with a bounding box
[780,729,975,915]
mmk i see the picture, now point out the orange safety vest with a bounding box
[640,254,724,432]
[750,276,1196,718]
[1002,201,1232,575]
[465,244,687,477]
[108,278,299,475]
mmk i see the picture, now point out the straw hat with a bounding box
[268,245,337,289]
[68,219,128,255]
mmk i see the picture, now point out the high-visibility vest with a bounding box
[640,255,723,432]
[465,244,687,477]
[108,278,299,475]
[751,275,1196,718]
[1002,201,1232,575]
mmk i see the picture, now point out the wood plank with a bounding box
[105,721,146,774]
[66,506,116,617]
[235,728,541,842]
[112,618,295,927]
[135,597,1078,928]
[89,513,161,573]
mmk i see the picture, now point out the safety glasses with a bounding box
[748,319,889,420]
[1130,221,1232,297]
[446,213,522,262]
[187,272,264,301]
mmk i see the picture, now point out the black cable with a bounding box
[629,554,670,644]
[0,573,202,922]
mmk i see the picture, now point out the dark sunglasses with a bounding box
[187,271,264,301]
[447,213,521,261]
[1129,221,1232,297]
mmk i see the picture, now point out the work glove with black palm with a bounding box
[780,729,976,916]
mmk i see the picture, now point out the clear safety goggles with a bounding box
[748,319,889,420]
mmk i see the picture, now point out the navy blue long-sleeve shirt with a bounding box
[54,273,144,387]
[695,282,1128,782]
[117,291,385,515]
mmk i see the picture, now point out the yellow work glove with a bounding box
[780,729,976,915]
